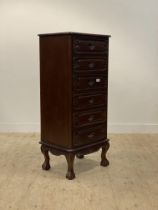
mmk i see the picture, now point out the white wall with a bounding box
[0,0,158,133]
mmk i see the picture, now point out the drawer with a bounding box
[73,58,107,71]
[74,109,106,128]
[73,124,106,146]
[74,76,107,91]
[74,93,106,110]
[73,39,108,54]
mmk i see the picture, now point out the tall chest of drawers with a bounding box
[38,32,111,180]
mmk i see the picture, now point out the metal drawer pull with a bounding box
[88,63,95,68]
[88,116,94,122]
[96,78,101,82]
[89,44,95,50]
[88,80,95,86]
[89,98,94,104]
[88,132,95,138]
[75,45,79,49]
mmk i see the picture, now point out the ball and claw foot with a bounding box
[42,161,50,170]
[76,154,84,159]
[41,145,51,171]
[100,158,109,167]
[100,141,110,167]
[66,171,75,180]
[65,153,76,180]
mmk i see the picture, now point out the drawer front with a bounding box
[74,109,106,128]
[73,58,107,71]
[73,39,108,54]
[73,124,106,146]
[74,93,106,110]
[74,76,107,91]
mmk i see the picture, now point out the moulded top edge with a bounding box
[38,32,111,37]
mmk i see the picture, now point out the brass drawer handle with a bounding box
[88,78,101,87]
[88,116,94,122]
[88,80,95,87]
[88,63,95,68]
[88,132,95,138]
[89,43,95,51]
[89,98,94,104]
[75,45,79,49]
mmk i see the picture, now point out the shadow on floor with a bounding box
[51,156,100,177]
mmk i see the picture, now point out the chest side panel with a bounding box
[39,35,72,148]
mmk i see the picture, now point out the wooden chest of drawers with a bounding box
[38,32,110,180]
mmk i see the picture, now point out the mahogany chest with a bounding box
[38,32,110,179]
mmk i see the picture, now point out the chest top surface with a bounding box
[38,32,111,37]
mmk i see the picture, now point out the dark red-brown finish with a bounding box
[73,123,107,146]
[74,76,107,91]
[74,109,106,128]
[73,58,107,71]
[73,92,107,110]
[39,32,110,180]
[73,39,108,54]
[40,35,72,148]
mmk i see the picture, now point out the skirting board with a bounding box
[0,123,40,132]
[108,123,158,133]
[0,122,158,133]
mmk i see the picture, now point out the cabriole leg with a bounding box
[41,144,51,170]
[65,153,75,180]
[100,141,110,167]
